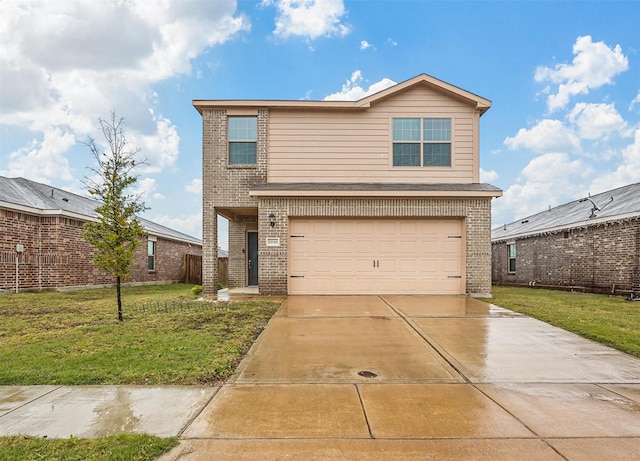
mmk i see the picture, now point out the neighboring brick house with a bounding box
[194,74,502,296]
[0,176,202,292]
[491,183,640,297]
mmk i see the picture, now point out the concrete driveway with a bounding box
[161,295,640,460]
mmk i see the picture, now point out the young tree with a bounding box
[83,112,148,321]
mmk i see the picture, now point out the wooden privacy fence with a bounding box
[183,254,228,287]
[184,254,202,285]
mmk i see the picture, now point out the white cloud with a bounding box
[185,178,202,194]
[568,103,627,140]
[386,38,397,47]
[480,168,498,183]
[133,177,158,201]
[588,128,640,193]
[630,91,640,111]
[129,116,181,173]
[1,128,75,182]
[324,70,396,101]
[504,119,581,154]
[153,213,203,240]
[493,152,591,225]
[360,40,372,50]
[0,0,247,184]
[535,35,628,112]
[267,0,350,39]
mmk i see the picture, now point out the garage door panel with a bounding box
[355,239,376,252]
[288,218,464,295]
[441,220,462,234]
[334,258,355,273]
[333,239,354,253]
[398,240,417,253]
[356,221,375,234]
[335,221,354,233]
[355,258,377,273]
[313,221,333,234]
[442,241,461,254]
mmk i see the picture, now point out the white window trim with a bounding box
[228,115,258,167]
[148,235,157,272]
[389,115,455,169]
[507,241,516,274]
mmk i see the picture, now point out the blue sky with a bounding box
[1,0,639,250]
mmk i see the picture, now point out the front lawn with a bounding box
[0,434,177,461]
[483,286,640,357]
[0,284,281,385]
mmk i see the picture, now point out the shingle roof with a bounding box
[0,176,202,245]
[492,182,640,242]
[250,182,502,198]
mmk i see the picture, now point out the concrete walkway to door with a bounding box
[160,295,640,460]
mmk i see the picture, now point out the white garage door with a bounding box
[288,218,464,295]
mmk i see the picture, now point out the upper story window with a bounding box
[392,118,451,167]
[228,116,257,165]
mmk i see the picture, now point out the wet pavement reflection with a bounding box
[0,386,216,438]
[160,295,640,460]
[3,294,640,460]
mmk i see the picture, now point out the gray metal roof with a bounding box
[0,176,202,245]
[492,182,640,241]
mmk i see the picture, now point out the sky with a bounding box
[1,0,639,251]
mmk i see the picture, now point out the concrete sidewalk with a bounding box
[0,385,216,438]
[159,295,640,460]
[2,295,640,460]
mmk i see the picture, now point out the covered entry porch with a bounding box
[214,206,258,292]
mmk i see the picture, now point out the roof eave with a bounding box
[1,201,202,246]
[193,99,368,114]
[193,73,491,115]
[492,212,640,242]
[250,189,502,198]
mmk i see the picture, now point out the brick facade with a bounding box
[201,109,267,294]
[198,84,497,296]
[491,218,640,296]
[0,208,202,292]
[257,197,493,296]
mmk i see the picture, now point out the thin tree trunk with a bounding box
[116,275,123,322]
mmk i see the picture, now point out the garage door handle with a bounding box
[373,260,379,268]
[290,275,305,278]
[447,275,462,278]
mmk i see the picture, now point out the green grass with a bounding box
[482,286,640,357]
[0,284,281,385]
[0,434,177,461]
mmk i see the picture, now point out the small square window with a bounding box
[423,143,451,166]
[393,143,420,166]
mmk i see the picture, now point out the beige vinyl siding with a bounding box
[268,86,479,184]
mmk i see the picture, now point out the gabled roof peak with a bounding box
[357,73,492,114]
[193,73,491,115]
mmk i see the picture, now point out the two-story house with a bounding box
[194,74,502,297]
